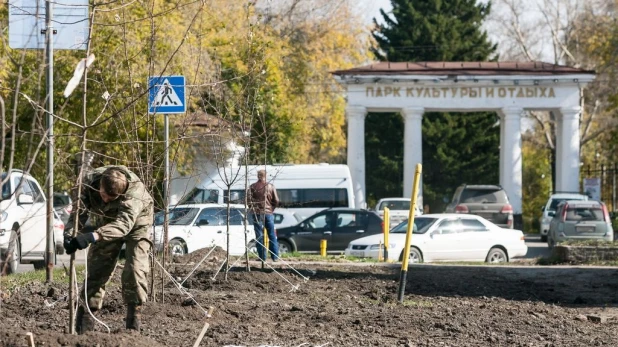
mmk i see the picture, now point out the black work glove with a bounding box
[64,233,96,255]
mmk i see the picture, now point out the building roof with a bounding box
[332,61,595,76]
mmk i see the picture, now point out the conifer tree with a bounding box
[369,0,499,212]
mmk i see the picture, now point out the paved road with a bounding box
[16,235,551,274]
[16,251,86,274]
[521,234,552,260]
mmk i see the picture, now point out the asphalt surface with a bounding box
[15,235,551,274]
[16,250,86,274]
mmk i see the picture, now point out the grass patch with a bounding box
[0,265,86,293]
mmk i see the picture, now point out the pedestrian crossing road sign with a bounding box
[148,75,186,114]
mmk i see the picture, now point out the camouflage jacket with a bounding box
[66,165,154,241]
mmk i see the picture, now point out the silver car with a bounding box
[548,200,614,248]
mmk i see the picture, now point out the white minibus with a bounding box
[173,164,355,220]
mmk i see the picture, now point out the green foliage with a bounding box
[369,0,498,212]
[422,113,499,212]
[365,112,404,207]
[522,144,551,233]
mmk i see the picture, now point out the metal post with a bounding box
[45,0,55,282]
[161,113,169,302]
[612,163,618,212]
[383,207,390,262]
[397,163,422,303]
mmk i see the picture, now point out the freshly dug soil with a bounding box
[1,254,618,346]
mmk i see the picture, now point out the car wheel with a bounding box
[541,235,547,242]
[401,247,423,264]
[1,235,20,275]
[486,247,508,263]
[169,239,187,256]
[278,240,292,254]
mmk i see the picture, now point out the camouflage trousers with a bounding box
[81,237,151,309]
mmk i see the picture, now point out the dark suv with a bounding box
[445,184,513,229]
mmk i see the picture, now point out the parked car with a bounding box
[374,197,422,227]
[445,184,513,229]
[53,210,66,255]
[539,193,588,242]
[0,170,57,274]
[275,208,383,253]
[53,192,73,224]
[547,200,614,248]
[345,214,527,263]
[152,203,254,256]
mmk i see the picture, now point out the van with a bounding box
[539,193,588,242]
[172,164,355,220]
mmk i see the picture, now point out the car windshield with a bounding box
[154,208,199,226]
[1,173,9,200]
[54,195,71,207]
[460,188,507,204]
[378,200,410,211]
[565,207,604,222]
[178,188,219,204]
[549,198,584,211]
[390,217,438,234]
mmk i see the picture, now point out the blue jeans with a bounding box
[252,213,279,261]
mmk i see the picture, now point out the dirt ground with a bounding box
[1,248,618,347]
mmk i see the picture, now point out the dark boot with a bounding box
[126,304,142,331]
[76,306,96,334]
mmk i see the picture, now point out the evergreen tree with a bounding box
[369,0,499,212]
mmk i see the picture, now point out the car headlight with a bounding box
[0,211,6,222]
[369,244,396,250]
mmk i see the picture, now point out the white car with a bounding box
[1,170,53,273]
[374,197,422,227]
[152,204,254,256]
[539,193,588,242]
[273,209,302,229]
[53,210,65,255]
[345,214,527,263]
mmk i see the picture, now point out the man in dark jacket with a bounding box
[248,169,280,261]
[64,165,154,334]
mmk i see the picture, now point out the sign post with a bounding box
[9,0,89,283]
[148,75,186,301]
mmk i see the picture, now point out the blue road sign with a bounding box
[148,76,186,114]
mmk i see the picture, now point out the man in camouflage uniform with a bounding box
[64,165,154,334]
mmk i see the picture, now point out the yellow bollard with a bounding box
[320,239,327,257]
[263,227,269,254]
[384,207,390,262]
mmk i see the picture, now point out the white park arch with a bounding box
[333,62,595,219]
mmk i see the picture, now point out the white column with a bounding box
[346,106,367,209]
[554,110,563,192]
[556,106,581,193]
[499,107,523,215]
[499,113,505,185]
[402,107,424,202]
